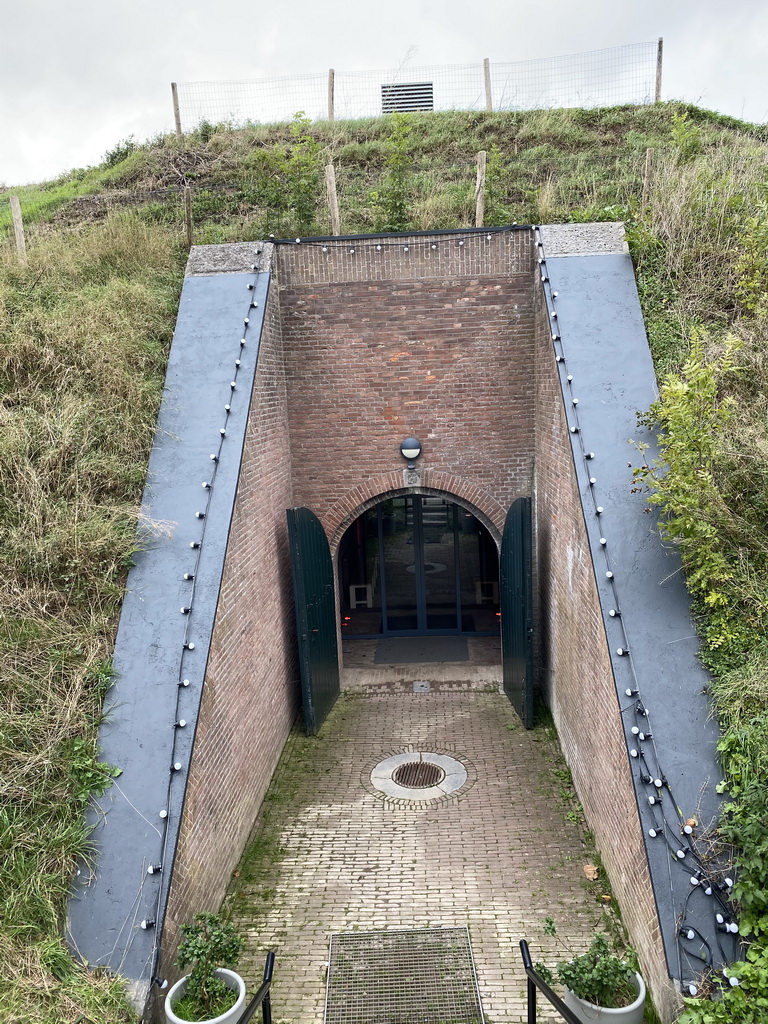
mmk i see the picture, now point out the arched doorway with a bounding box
[338,495,500,638]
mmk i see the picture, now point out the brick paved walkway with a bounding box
[228,692,603,1024]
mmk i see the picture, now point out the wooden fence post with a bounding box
[655,38,663,103]
[475,151,487,228]
[10,196,27,264]
[328,69,335,121]
[184,187,193,249]
[483,58,493,112]
[171,82,183,139]
[325,163,341,235]
[642,148,654,212]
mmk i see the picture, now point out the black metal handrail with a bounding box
[519,939,582,1024]
[240,951,276,1024]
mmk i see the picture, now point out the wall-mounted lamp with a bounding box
[400,437,422,470]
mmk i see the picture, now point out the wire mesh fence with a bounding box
[175,41,661,132]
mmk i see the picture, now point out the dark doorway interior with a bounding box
[339,496,500,638]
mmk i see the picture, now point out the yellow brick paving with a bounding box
[229,692,603,1024]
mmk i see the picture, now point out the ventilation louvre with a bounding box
[381,81,434,113]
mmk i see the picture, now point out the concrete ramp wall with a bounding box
[535,224,738,1017]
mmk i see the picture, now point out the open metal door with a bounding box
[500,496,534,728]
[286,507,340,735]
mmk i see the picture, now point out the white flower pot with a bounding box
[165,968,246,1024]
[563,972,646,1024]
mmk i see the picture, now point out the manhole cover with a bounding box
[393,761,445,788]
[369,751,470,801]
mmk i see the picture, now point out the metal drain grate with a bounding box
[393,761,444,788]
[325,927,484,1024]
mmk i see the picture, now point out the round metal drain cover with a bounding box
[369,750,469,801]
[393,761,445,788]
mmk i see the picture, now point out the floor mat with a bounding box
[384,615,476,632]
[325,927,484,1024]
[374,636,469,664]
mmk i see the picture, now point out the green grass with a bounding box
[0,214,185,1021]
[2,101,768,1020]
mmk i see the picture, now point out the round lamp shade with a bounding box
[400,437,422,460]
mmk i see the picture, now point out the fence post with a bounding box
[10,196,27,264]
[328,69,335,121]
[642,147,654,212]
[184,187,193,249]
[475,151,487,227]
[171,83,183,139]
[325,163,341,235]
[655,38,663,103]
[483,58,493,111]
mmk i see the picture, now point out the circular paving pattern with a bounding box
[368,751,470,802]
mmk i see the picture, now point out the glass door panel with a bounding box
[457,511,501,633]
[340,507,381,636]
[422,498,459,630]
[382,496,419,632]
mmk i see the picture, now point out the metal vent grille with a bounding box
[325,927,484,1024]
[381,82,434,113]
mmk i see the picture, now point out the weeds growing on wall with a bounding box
[2,101,768,1019]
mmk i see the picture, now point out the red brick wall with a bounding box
[278,235,537,533]
[533,279,678,1019]
[160,280,299,976]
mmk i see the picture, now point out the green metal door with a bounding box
[286,507,340,735]
[500,496,534,728]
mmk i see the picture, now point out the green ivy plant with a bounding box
[173,913,243,1022]
[285,112,322,234]
[735,180,768,315]
[370,113,414,232]
[534,919,638,1009]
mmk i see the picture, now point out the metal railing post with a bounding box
[240,951,277,1024]
[519,939,582,1024]
[262,951,275,1024]
[527,975,537,1024]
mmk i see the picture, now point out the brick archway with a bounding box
[326,469,508,557]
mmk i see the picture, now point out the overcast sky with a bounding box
[2,0,767,186]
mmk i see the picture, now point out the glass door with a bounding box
[338,496,500,637]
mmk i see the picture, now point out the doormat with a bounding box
[374,636,469,664]
[383,615,476,632]
[325,926,484,1024]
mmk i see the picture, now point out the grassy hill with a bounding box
[1,103,767,1022]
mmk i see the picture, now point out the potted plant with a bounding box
[165,912,246,1024]
[535,919,646,1024]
